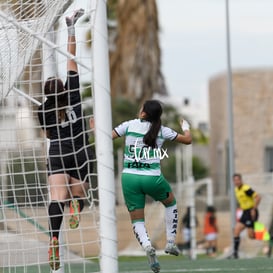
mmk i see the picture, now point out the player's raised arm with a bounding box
[66,9,84,72]
[174,119,192,144]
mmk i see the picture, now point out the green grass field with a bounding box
[118,255,273,273]
[1,255,273,273]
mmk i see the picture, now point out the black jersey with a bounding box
[38,71,88,149]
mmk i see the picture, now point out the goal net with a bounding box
[0,1,117,273]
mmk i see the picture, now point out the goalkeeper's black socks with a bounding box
[48,201,65,239]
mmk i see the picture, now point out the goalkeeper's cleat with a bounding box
[145,246,160,273]
[69,199,80,229]
[164,241,180,256]
[66,8,84,26]
[48,236,60,270]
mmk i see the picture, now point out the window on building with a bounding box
[265,147,273,172]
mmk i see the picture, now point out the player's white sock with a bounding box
[133,221,151,249]
[165,204,178,242]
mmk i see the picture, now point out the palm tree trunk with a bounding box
[110,0,167,103]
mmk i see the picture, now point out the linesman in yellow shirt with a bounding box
[230,173,261,259]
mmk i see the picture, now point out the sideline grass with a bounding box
[118,255,273,273]
[2,255,273,273]
[0,263,99,273]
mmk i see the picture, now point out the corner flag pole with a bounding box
[225,0,236,248]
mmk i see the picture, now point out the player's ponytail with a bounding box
[142,100,162,148]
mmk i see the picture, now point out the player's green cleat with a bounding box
[145,246,160,273]
[165,241,180,256]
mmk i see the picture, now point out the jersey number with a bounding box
[61,108,77,128]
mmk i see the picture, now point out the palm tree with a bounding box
[109,0,167,103]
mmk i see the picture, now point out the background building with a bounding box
[209,68,273,195]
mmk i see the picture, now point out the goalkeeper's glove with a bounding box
[66,8,84,36]
[180,119,190,131]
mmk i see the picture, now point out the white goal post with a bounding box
[0,1,117,273]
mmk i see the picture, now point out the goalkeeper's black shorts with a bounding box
[47,143,93,182]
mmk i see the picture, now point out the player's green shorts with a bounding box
[121,172,172,211]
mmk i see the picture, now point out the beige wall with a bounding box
[209,69,273,194]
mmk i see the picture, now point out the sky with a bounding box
[157,0,273,122]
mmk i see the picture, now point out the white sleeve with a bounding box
[161,126,178,141]
[114,120,130,137]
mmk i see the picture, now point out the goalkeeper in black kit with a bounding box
[37,9,93,271]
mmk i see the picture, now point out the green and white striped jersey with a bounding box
[114,119,178,176]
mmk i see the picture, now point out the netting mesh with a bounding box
[0,0,99,272]
[0,0,73,98]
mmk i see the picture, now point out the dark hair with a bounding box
[142,100,162,148]
[233,173,242,179]
[207,206,216,213]
[207,206,216,226]
[44,77,68,122]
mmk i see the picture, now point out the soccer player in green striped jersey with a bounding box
[112,100,192,273]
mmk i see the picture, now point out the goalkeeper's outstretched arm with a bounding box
[66,9,84,72]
